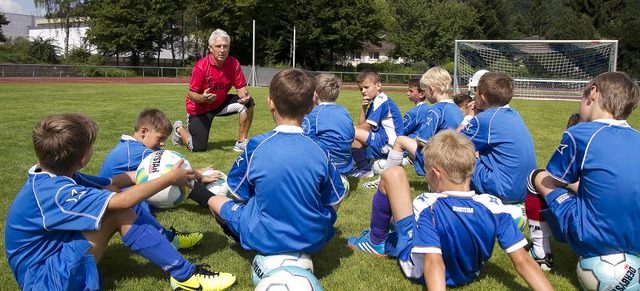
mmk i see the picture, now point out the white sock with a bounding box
[385,150,404,169]
[528,219,552,258]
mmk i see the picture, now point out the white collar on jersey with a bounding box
[121,134,136,141]
[274,125,304,132]
[416,101,426,105]
[500,104,511,108]
[438,99,455,104]
[441,190,476,198]
[594,119,630,127]
[318,102,336,105]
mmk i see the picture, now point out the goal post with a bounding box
[453,40,618,100]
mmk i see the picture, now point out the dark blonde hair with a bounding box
[33,113,98,174]
[315,73,341,102]
[422,130,476,184]
[269,68,315,118]
[477,72,514,106]
[453,93,473,108]
[135,108,172,135]
[356,70,380,85]
[583,71,640,120]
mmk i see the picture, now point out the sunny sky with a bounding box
[0,0,39,16]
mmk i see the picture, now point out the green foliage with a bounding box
[0,13,8,42]
[28,36,61,64]
[0,37,35,63]
[62,47,92,64]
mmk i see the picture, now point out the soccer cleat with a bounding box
[526,243,554,271]
[346,168,375,178]
[233,139,248,152]
[347,229,387,257]
[170,265,236,291]
[170,227,203,250]
[362,178,380,189]
[172,120,184,146]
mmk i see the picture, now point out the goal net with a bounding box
[454,40,618,100]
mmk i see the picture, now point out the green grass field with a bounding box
[1,82,638,290]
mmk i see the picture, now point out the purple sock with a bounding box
[351,147,372,171]
[369,189,392,244]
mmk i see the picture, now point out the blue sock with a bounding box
[121,213,194,281]
[369,190,391,244]
[351,147,371,171]
[133,203,174,242]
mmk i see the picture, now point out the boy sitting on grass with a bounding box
[5,113,235,291]
[347,130,552,289]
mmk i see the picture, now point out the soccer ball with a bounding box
[255,266,323,291]
[135,150,194,208]
[340,174,350,196]
[577,253,640,291]
[503,202,527,232]
[372,159,386,175]
[201,169,231,197]
[252,252,314,286]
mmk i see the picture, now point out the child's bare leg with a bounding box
[82,208,136,263]
[379,166,414,220]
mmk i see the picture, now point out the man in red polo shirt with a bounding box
[173,29,255,152]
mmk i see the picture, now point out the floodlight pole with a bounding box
[251,20,256,87]
[292,26,296,68]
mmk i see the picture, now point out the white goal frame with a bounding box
[453,40,618,100]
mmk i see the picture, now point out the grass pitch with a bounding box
[1,81,637,290]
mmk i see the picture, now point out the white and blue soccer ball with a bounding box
[503,203,527,232]
[135,150,193,208]
[372,159,387,175]
[201,169,231,197]
[252,252,314,286]
[577,253,640,291]
[340,174,350,197]
[255,266,323,291]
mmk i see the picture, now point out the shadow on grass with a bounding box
[313,228,354,279]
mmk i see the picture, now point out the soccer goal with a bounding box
[453,40,618,100]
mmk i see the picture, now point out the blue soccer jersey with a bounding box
[398,191,527,286]
[403,101,429,139]
[460,106,537,204]
[365,92,404,156]
[98,134,155,177]
[223,125,346,254]
[5,165,114,289]
[545,120,640,257]
[303,102,355,174]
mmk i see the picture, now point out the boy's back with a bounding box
[227,125,345,254]
[303,103,355,174]
[403,101,429,139]
[461,106,536,203]
[546,120,640,256]
[402,191,527,286]
[99,135,154,177]
[417,100,463,143]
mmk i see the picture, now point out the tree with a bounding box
[468,0,521,39]
[0,13,9,42]
[29,36,60,63]
[34,0,87,56]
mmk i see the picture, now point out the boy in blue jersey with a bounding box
[205,68,346,255]
[458,72,537,205]
[348,130,552,289]
[350,70,404,177]
[376,67,463,179]
[98,108,207,250]
[5,113,236,291]
[303,73,356,175]
[528,72,640,263]
[402,77,429,139]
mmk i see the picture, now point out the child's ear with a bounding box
[140,126,149,135]
[267,95,276,113]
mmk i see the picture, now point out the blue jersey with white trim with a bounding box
[365,92,404,146]
[226,125,346,253]
[546,120,640,255]
[416,99,463,143]
[98,134,155,177]
[460,106,536,203]
[303,102,355,174]
[5,165,114,287]
[401,191,526,286]
[403,102,429,138]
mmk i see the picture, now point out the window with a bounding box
[369,52,380,60]
[351,52,361,60]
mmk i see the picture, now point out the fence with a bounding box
[0,64,420,87]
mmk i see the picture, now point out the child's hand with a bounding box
[169,159,196,189]
[466,101,476,116]
[201,171,223,184]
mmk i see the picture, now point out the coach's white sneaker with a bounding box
[172,120,184,146]
[233,139,248,152]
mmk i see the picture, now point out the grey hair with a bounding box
[209,29,230,46]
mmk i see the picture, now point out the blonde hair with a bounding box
[33,113,98,174]
[420,66,452,94]
[422,130,476,184]
[584,71,640,120]
[315,73,341,102]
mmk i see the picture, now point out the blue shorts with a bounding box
[22,233,101,290]
[543,188,578,245]
[219,200,247,239]
[413,146,425,176]
[365,131,390,159]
